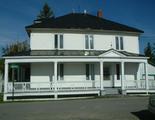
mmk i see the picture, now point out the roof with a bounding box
[26,13,143,33]
[3,49,145,57]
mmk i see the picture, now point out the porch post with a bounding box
[144,62,149,92]
[54,61,58,99]
[121,61,126,95]
[100,61,105,95]
[4,62,9,101]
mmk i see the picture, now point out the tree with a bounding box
[2,40,29,56]
[0,40,29,76]
[144,42,155,64]
[37,3,54,19]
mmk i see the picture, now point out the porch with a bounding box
[3,53,152,101]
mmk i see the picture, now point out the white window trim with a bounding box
[54,34,64,49]
[115,36,124,51]
[85,34,94,50]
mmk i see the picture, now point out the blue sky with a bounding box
[0,0,155,54]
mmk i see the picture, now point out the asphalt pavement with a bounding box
[0,96,154,120]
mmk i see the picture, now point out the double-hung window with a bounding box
[115,36,124,50]
[85,35,94,49]
[54,34,63,49]
[86,64,95,80]
[58,63,64,80]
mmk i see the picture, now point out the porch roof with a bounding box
[3,49,145,58]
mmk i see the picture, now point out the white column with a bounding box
[100,61,104,91]
[121,61,125,90]
[144,62,149,90]
[137,63,141,88]
[4,62,9,101]
[54,61,58,99]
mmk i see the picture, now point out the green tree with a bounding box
[37,3,54,19]
[0,40,29,75]
[144,42,155,64]
[2,40,29,56]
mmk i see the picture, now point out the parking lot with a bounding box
[0,96,154,120]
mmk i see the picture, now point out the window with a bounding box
[85,35,94,49]
[58,63,64,80]
[54,34,63,49]
[104,67,110,80]
[115,36,124,50]
[120,37,123,50]
[116,64,120,80]
[86,64,89,80]
[116,37,119,50]
[90,64,95,80]
[60,64,64,80]
[86,64,95,80]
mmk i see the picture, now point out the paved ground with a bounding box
[0,96,155,120]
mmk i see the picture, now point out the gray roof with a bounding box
[26,13,143,33]
[4,49,145,57]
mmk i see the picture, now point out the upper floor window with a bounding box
[54,34,63,49]
[85,35,94,49]
[115,36,124,50]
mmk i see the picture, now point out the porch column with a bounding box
[54,61,58,99]
[144,62,149,91]
[4,62,9,101]
[121,61,126,94]
[100,61,104,95]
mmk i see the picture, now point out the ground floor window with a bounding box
[103,67,110,80]
[86,64,95,80]
[116,64,120,80]
[58,63,64,80]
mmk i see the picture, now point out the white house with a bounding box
[3,11,155,101]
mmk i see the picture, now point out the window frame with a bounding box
[115,36,124,50]
[85,35,94,50]
[54,34,64,49]
[86,63,95,80]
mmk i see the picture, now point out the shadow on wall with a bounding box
[132,110,155,120]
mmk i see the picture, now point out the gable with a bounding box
[99,50,126,57]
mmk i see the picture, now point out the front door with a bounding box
[114,63,121,87]
[103,66,113,87]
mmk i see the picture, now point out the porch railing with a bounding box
[125,80,146,89]
[7,80,100,93]
[148,80,155,90]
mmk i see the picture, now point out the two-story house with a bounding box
[3,11,155,101]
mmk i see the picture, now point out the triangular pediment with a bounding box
[99,49,126,57]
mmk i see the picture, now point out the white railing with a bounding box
[7,82,54,93]
[7,80,100,93]
[149,80,155,90]
[57,80,100,91]
[125,80,146,89]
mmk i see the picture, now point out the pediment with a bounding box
[99,49,126,57]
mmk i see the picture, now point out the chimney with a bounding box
[97,9,103,18]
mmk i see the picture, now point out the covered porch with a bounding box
[3,49,153,101]
[3,59,152,100]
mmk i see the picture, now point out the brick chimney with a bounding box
[97,9,103,18]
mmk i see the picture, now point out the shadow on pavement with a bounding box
[132,110,155,120]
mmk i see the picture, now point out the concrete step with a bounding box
[105,88,121,95]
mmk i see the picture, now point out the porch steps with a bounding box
[105,87,121,95]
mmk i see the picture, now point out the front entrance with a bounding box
[103,64,113,87]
